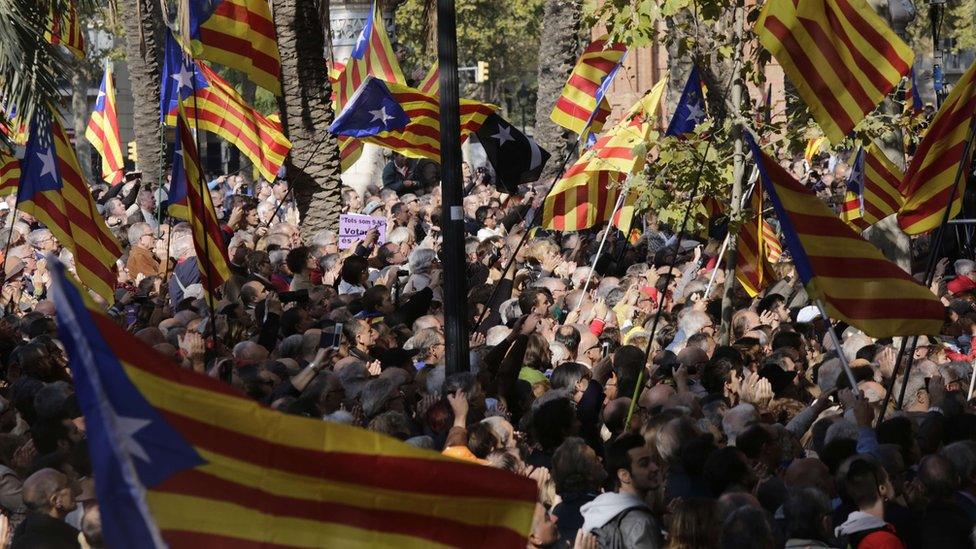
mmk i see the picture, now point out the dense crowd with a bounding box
[0,147,975,549]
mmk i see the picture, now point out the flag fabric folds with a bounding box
[764,221,783,263]
[746,132,944,338]
[0,148,19,197]
[585,78,668,175]
[735,185,777,297]
[541,160,627,232]
[46,1,85,59]
[186,0,282,95]
[162,35,291,183]
[329,76,496,163]
[169,104,231,292]
[475,113,550,195]
[49,257,537,549]
[839,143,905,231]
[665,67,706,136]
[18,109,121,303]
[550,36,626,145]
[898,62,976,235]
[757,0,914,143]
[86,65,125,185]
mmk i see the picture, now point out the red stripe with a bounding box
[899,181,961,228]
[817,4,899,96]
[159,409,537,500]
[798,18,876,115]
[154,470,527,548]
[764,15,856,134]
[553,95,595,124]
[189,91,289,155]
[212,0,276,38]
[825,295,945,321]
[197,27,280,78]
[904,95,976,193]
[806,255,919,280]
[29,194,116,285]
[367,27,398,82]
[832,0,910,74]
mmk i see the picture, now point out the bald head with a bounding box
[23,468,74,518]
[639,383,676,410]
[785,458,833,497]
[233,341,269,364]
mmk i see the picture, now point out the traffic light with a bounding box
[476,61,489,83]
[127,141,138,163]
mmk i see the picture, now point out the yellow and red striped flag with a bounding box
[50,258,538,549]
[163,57,291,183]
[418,62,439,95]
[804,136,827,165]
[45,0,84,59]
[898,61,976,235]
[185,0,282,95]
[85,65,124,185]
[747,133,944,337]
[169,103,231,292]
[333,78,496,163]
[736,186,778,297]
[18,109,121,303]
[550,36,626,144]
[0,148,19,197]
[584,78,668,176]
[763,220,783,263]
[542,158,627,232]
[840,142,905,231]
[757,0,914,143]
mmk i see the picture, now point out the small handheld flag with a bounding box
[666,67,706,136]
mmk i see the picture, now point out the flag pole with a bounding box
[437,0,471,374]
[878,107,976,421]
[815,299,860,397]
[574,187,628,312]
[188,60,218,349]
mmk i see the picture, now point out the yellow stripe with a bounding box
[148,492,452,549]
[194,449,535,534]
[121,363,464,462]
[811,276,937,300]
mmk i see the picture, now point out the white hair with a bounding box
[408,247,437,273]
[486,326,511,347]
[550,341,570,366]
[677,309,711,337]
[388,227,412,245]
[956,259,975,276]
[723,403,758,445]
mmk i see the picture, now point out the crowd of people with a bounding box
[0,146,974,549]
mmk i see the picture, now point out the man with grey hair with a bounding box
[949,258,976,294]
[27,228,58,254]
[127,188,159,230]
[168,223,200,306]
[319,253,342,287]
[125,222,160,279]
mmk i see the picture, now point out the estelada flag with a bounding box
[49,256,538,549]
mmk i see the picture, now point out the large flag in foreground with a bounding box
[898,62,976,235]
[839,142,905,231]
[49,258,537,548]
[757,0,913,143]
[169,104,231,293]
[329,76,496,162]
[550,36,626,145]
[18,109,121,303]
[746,133,944,337]
[85,65,125,185]
[161,35,291,183]
[185,0,282,95]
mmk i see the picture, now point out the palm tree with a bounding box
[117,0,164,185]
[272,0,343,239]
[532,0,581,181]
[0,0,90,129]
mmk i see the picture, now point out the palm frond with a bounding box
[0,0,95,128]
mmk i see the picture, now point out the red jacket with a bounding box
[948,275,976,295]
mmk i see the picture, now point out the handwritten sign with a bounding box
[338,213,387,250]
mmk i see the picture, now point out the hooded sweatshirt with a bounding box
[580,492,663,548]
[834,511,903,549]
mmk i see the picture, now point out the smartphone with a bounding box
[601,340,611,359]
[279,289,309,304]
[320,323,343,349]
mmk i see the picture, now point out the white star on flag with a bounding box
[96,89,106,104]
[369,107,393,126]
[492,124,515,147]
[356,31,367,52]
[114,414,153,463]
[172,64,195,92]
[684,101,705,124]
[37,148,57,180]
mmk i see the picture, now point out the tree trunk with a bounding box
[273,0,344,238]
[70,62,93,183]
[533,0,581,181]
[118,0,164,185]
